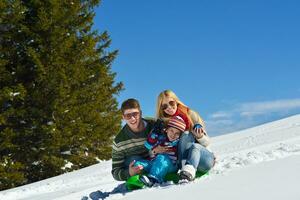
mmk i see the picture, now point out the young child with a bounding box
[134,116,187,187]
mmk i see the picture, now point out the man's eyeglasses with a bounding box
[123,112,140,120]
[161,100,176,110]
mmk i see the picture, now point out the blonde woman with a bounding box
[156,90,215,181]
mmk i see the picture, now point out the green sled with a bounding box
[126,171,208,191]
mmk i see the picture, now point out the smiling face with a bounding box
[122,108,142,132]
[161,96,177,116]
[165,127,181,141]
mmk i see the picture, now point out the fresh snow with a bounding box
[1,115,300,200]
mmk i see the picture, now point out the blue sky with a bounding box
[94,0,300,136]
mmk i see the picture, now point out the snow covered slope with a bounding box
[1,115,300,200]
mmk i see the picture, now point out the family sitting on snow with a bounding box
[111,90,215,187]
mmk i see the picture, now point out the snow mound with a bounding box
[1,115,300,200]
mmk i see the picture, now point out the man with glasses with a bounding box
[111,98,155,181]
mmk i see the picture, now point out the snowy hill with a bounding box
[1,115,300,200]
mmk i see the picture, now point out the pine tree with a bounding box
[0,0,123,190]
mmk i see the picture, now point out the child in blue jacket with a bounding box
[134,116,187,187]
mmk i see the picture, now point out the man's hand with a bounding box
[128,160,143,176]
[152,145,172,155]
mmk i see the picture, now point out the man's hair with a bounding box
[121,98,141,113]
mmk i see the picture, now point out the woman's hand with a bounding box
[152,145,171,155]
[192,124,206,139]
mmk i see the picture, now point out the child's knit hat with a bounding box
[168,116,186,132]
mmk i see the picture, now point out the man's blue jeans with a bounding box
[178,132,215,172]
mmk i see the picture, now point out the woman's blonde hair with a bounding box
[156,90,194,128]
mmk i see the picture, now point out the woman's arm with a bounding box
[189,109,205,128]
[189,109,210,147]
